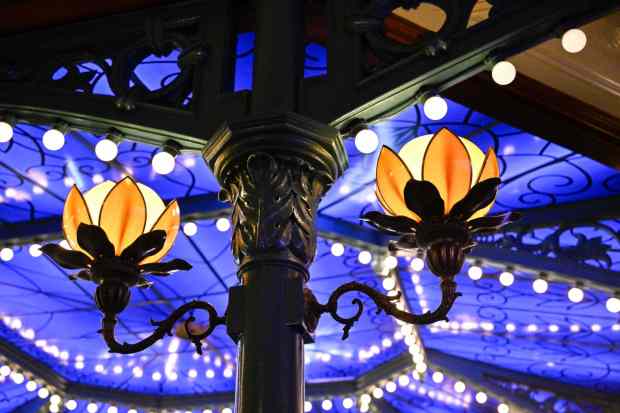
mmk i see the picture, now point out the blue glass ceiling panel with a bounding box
[397,259,620,392]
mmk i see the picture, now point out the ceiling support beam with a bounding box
[426,348,620,411]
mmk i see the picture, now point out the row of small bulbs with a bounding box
[351,28,588,155]
[466,264,620,314]
[0,120,185,175]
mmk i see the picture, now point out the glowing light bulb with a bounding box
[423,96,448,120]
[87,402,98,413]
[304,401,313,412]
[562,28,587,53]
[188,369,198,379]
[65,400,78,411]
[385,381,397,393]
[355,128,379,154]
[475,392,488,404]
[151,371,162,381]
[321,399,333,411]
[50,405,59,413]
[499,271,514,287]
[132,366,143,378]
[38,387,50,399]
[372,387,384,399]
[107,406,118,413]
[222,408,232,413]
[468,265,483,280]
[216,217,231,232]
[42,128,66,151]
[128,410,138,413]
[498,403,510,413]
[50,394,62,405]
[342,398,354,409]
[95,139,118,162]
[0,121,13,143]
[532,278,548,294]
[152,151,176,175]
[26,381,37,391]
[432,371,444,383]
[360,394,371,405]
[491,61,516,86]
[454,381,466,393]
[330,242,344,257]
[382,277,396,291]
[606,297,620,313]
[29,244,42,257]
[398,374,410,387]
[358,250,372,265]
[568,287,584,303]
[548,324,559,333]
[384,255,398,270]
[183,222,198,236]
[410,257,424,272]
[0,247,14,261]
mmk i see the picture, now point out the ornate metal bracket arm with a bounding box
[97,283,226,355]
[307,279,460,340]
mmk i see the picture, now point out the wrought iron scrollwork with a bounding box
[99,287,226,354]
[306,279,460,340]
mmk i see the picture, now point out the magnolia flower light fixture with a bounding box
[41,178,225,353]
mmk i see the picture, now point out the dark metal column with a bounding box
[204,113,347,413]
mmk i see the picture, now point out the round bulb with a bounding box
[354,128,379,154]
[95,139,118,162]
[475,392,488,404]
[330,242,344,257]
[321,399,333,411]
[42,128,65,151]
[410,257,424,272]
[38,387,49,399]
[384,256,398,270]
[222,409,232,413]
[0,121,13,143]
[0,247,14,261]
[107,406,118,413]
[87,403,98,413]
[432,371,444,383]
[342,398,354,409]
[468,265,483,280]
[454,381,466,393]
[606,296,620,313]
[499,271,514,286]
[358,250,372,265]
[491,61,516,86]
[568,287,584,303]
[29,244,42,257]
[183,222,198,236]
[423,96,448,120]
[216,217,231,232]
[562,28,587,53]
[65,400,78,411]
[26,381,37,392]
[50,395,62,405]
[498,403,510,413]
[304,401,312,412]
[532,278,548,294]
[372,387,384,399]
[50,405,59,413]
[382,277,396,291]
[385,381,397,393]
[152,151,176,175]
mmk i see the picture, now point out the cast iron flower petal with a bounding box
[77,223,116,259]
[140,258,192,275]
[404,179,444,221]
[121,230,167,263]
[468,211,520,234]
[41,244,92,269]
[448,178,501,222]
[362,211,419,235]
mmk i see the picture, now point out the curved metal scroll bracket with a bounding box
[306,279,460,340]
[97,283,226,354]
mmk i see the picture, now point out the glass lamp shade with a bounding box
[375,128,499,222]
[62,177,180,263]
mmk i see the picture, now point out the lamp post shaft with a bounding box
[203,113,348,413]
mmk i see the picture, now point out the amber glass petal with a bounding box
[470,148,500,219]
[376,146,420,221]
[62,186,93,256]
[422,128,472,214]
[99,177,147,255]
[140,200,180,264]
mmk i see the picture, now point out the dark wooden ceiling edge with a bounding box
[444,73,620,170]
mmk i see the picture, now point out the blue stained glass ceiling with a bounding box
[1,35,619,413]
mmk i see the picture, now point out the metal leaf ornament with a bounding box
[41,177,191,289]
[363,128,519,278]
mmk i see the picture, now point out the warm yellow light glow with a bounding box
[62,177,179,262]
[375,128,499,221]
